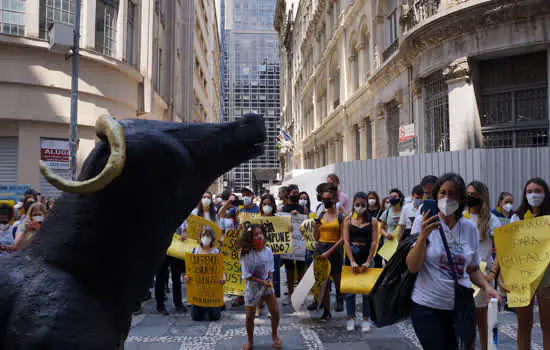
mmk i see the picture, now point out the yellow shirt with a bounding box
[319,217,341,243]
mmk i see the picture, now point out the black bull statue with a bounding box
[0,114,266,349]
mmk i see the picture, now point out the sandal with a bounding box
[272,337,283,349]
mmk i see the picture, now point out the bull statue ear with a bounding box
[39,115,126,194]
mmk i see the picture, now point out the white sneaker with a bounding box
[346,319,355,332]
[361,320,371,333]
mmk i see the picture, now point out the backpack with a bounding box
[369,233,419,327]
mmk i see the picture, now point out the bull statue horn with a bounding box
[39,115,126,194]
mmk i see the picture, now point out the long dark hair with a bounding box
[299,191,311,213]
[196,192,217,220]
[367,191,381,210]
[432,173,467,219]
[238,222,265,256]
[352,192,371,221]
[516,178,550,219]
[496,192,513,209]
[389,188,405,207]
[467,181,490,240]
[260,193,276,216]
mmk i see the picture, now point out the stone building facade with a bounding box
[275,0,550,176]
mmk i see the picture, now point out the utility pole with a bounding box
[69,0,82,180]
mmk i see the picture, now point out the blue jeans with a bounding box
[273,255,281,298]
[345,293,370,319]
[410,302,458,350]
[191,305,221,321]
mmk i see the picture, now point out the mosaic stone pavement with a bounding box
[126,279,544,349]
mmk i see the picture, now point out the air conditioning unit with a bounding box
[48,22,73,53]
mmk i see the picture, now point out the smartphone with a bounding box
[232,200,244,206]
[421,199,439,220]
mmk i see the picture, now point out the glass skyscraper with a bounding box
[221,0,280,193]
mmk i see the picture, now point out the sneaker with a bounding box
[175,305,188,313]
[320,310,332,322]
[346,319,355,332]
[361,320,371,333]
[335,297,344,312]
[157,306,169,316]
[307,300,318,311]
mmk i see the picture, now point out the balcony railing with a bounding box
[401,0,441,32]
[382,39,399,62]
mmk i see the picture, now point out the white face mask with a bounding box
[527,193,545,208]
[438,198,459,217]
[368,199,376,206]
[201,198,212,207]
[0,223,9,231]
[201,236,212,247]
[32,216,44,222]
[354,205,366,214]
[262,205,273,215]
[502,203,513,213]
[298,199,308,207]
[243,196,252,206]
[216,198,223,203]
[385,203,391,209]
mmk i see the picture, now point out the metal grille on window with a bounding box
[96,1,118,57]
[387,102,400,157]
[39,0,76,39]
[126,2,135,65]
[423,70,450,152]
[366,119,373,159]
[479,52,549,148]
[1,0,25,36]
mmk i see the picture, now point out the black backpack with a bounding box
[369,233,418,327]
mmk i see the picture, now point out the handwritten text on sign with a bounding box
[301,219,317,251]
[185,253,224,307]
[281,213,307,261]
[249,216,292,254]
[494,216,550,307]
[186,215,222,242]
[311,257,331,304]
[221,229,245,296]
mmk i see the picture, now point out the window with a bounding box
[355,126,361,160]
[126,1,136,65]
[424,70,450,152]
[387,102,400,157]
[156,48,162,94]
[366,119,373,159]
[385,0,398,46]
[96,0,118,57]
[1,0,25,36]
[39,0,75,39]
[479,52,549,148]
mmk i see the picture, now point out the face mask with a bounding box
[243,196,252,206]
[298,199,308,207]
[389,197,400,206]
[253,238,264,250]
[32,216,44,222]
[385,203,391,209]
[465,195,482,208]
[0,223,9,231]
[368,199,376,206]
[201,236,212,247]
[262,205,273,215]
[216,198,223,204]
[502,203,513,213]
[354,205,366,214]
[413,198,423,208]
[202,198,212,207]
[438,198,459,217]
[323,199,334,208]
[527,193,545,208]
[289,195,300,203]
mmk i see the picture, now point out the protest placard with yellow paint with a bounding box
[166,234,198,260]
[494,216,550,308]
[340,267,383,294]
[238,212,258,224]
[185,253,224,307]
[377,226,399,261]
[473,261,487,297]
[221,229,245,296]
[248,216,292,254]
[311,257,331,304]
[301,219,317,251]
[186,215,222,241]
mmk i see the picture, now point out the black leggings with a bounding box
[410,302,458,350]
[155,256,185,308]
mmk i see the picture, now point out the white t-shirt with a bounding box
[411,217,481,310]
[399,203,419,230]
[466,213,501,269]
[191,246,220,254]
[240,246,275,281]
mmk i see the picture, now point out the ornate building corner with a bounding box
[442,57,471,83]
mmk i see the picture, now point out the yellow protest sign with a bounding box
[473,261,487,297]
[340,267,383,294]
[301,219,317,251]
[186,215,222,241]
[311,257,331,303]
[166,234,198,260]
[185,253,224,307]
[377,227,399,261]
[249,216,292,254]
[221,229,245,296]
[239,212,258,224]
[494,216,550,308]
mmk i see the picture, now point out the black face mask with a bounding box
[323,199,334,208]
[466,195,482,208]
[289,195,299,203]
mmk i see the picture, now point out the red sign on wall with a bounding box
[40,139,70,170]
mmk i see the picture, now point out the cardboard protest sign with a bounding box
[280,213,307,261]
[185,253,224,307]
[311,257,331,307]
[377,226,399,261]
[221,229,245,296]
[340,267,383,294]
[249,216,292,254]
[301,219,317,251]
[473,261,487,298]
[166,234,198,260]
[494,216,550,307]
[186,215,222,241]
[238,212,258,224]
